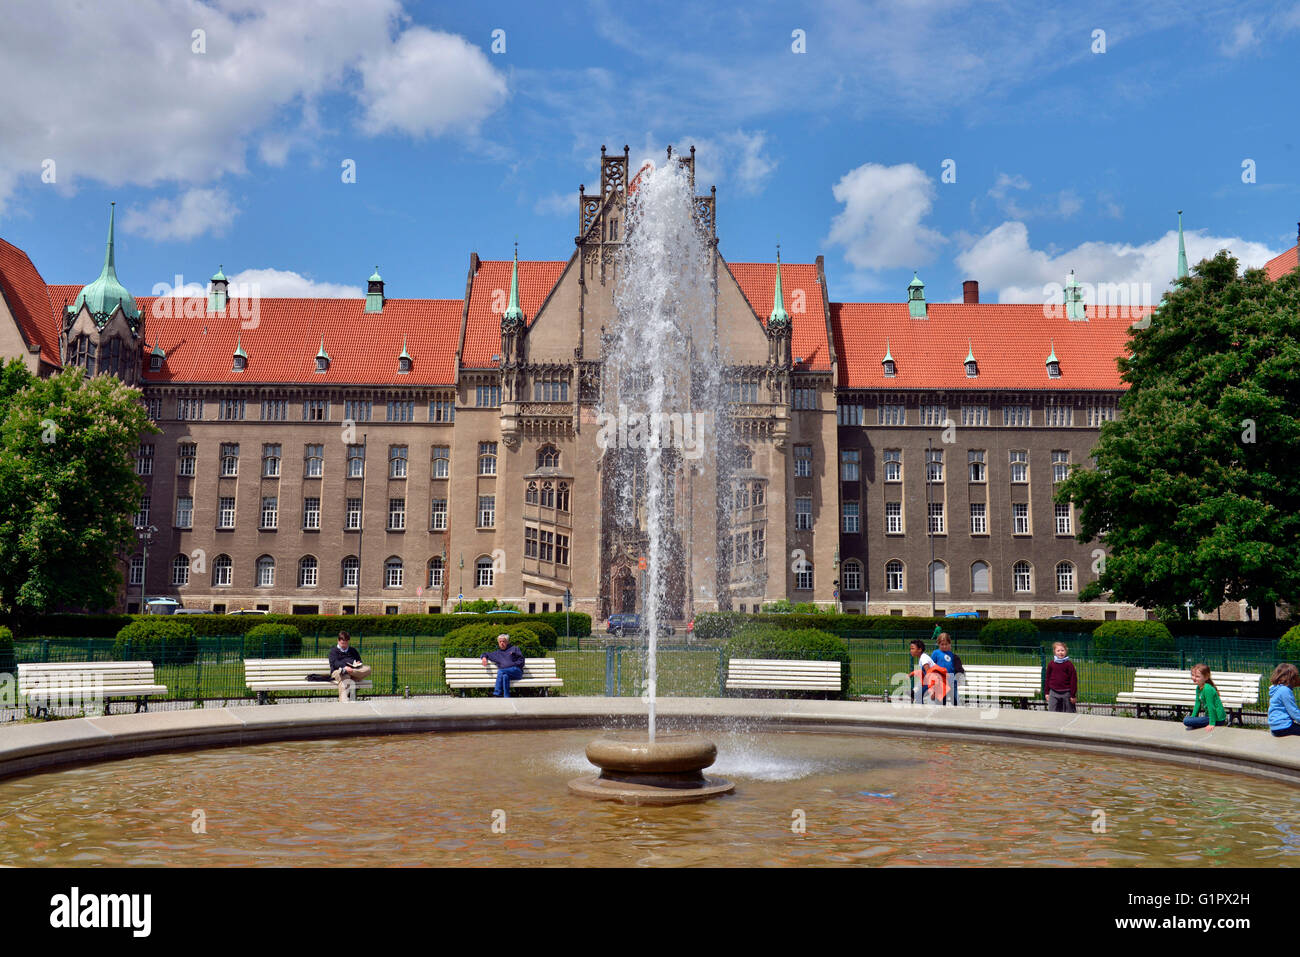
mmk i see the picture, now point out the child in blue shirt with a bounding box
[1268,663,1300,737]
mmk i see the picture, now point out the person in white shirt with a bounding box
[908,639,936,704]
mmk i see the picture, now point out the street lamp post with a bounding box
[458,553,464,607]
[136,524,157,614]
[926,438,936,617]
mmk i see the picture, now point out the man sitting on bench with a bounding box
[482,633,526,698]
[329,631,371,702]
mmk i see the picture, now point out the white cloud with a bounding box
[356,27,507,138]
[1220,20,1260,56]
[121,188,238,242]
[628,129,777,196]
[987,172,1083,220]
[825,162,945,272]
[224,268,364,299]
[0,1,507,212]
[954,220,1280,304]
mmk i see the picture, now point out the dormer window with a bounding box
[233,355,247,372]
[1045,341,1061,378]
[150,353,162,372]
[883,359,896,377]
[398,356,411,374]
[315,337,330,373]
[965,359,978,378]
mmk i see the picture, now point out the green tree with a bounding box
[0,363,156,615]
[1057,252,1300,618]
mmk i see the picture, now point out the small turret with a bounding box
[1065,269,1086,321]
[366,266,384,313]
[209,265,228,313]
[907,272,927,318]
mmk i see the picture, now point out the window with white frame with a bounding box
[346,444,365,478]
[261,399,287,421]
[178,443,197,476]
[478,495,495,528]
[925,448,943,482]
[387,400,414,422]
[389,445,408,478]
[843,561,862,592]
[304,497,321,530]
[476,556,494,587]
[219,398,245,421]
[137,443,154,475]
[129,555,144,585]
[177,398,204,420]
[342,556,359,588]
[345,498,361,530]
[970,502,987,535]
[795,561,813,590]
[220,443,239,476]
[135,495,151,528]
[303,399,329,422]
[837,402,863,425]
[432,446,450,478]
[1013,502,1030,534]
[145,397,162,420]
[1009,450,1028,483]
[476,384,501,407]
[1013,561,1032,593]
[427,557,444,588]
[385,557,404,588]
[794,445,812,478]
[961,405,989,427]
[1086,398,1117,427]
[885,501,902,534]
[928,502,945,534]
[793,388,817,410]
[1052,450,1070,483]
[299,556,318,587]
[388,498,406,531]
[260,497,278,529]
[344,399,372,422]
[884,449,902,482]
[878,404,906,425]
[968,450,986,482]
[921,404,947,426]
[842,501,859,533]
[840,449,860,481]
[1056,561,1075,592]
[795,497,812,530]
[886,560,905,592]
[175,495,193,528]
[430,498,447,531]
[304,444,324,478]
[1003,405,1032,427]
[1055,504,1072,535]
[478,442,498,475]
[971,560,991,593]
[218,496,236,529]
[257,555,275,587]
[1045,403,1073,427]
[171,554,190,586]
[262,444,281,478]
[430,395,456,422]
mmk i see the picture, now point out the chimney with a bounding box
[963,280,979,304]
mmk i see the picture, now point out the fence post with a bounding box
[717,647,727,697]
[391,642,398,695]
[195,653,203,708]
[604,645,615,697]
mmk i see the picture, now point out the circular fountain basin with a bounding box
[568,731,734,804]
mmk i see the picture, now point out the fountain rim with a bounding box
[1,698,1299,790]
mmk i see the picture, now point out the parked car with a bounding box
[225,609,268,616]
[173,608,208,615]
[606,614,674,637]
[944,612,982,619]
[483,609,521,615]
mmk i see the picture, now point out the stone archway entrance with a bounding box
[614,568,637,614]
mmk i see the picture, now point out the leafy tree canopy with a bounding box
[0,361,156,615]
[1057,252,1300,617]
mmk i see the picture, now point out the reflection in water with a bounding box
[0,729,1296,867]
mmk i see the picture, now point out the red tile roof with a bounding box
[1265,245,1298,281]
[0,238,60,369]
[831,302,1146,391]
[728,262,831,372]
[462,259,567,368]
[132,296,463,385]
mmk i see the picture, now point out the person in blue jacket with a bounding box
[1268,663,1300,737]
[930,631,958,705]
[481,632,526,697]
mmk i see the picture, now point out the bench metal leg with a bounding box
[256,691,269,706]
[134,696,148,714]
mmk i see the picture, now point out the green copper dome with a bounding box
[70,204,140,327]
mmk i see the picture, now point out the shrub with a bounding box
[441,624,545,659]
[511,620,557,649]
[0,626,14,677]
[243,623,303,658]
[455,599,520,614]
[977,618,1040,650]
[1090,620,1175,663]
[1279,625,1300,661]
[723,625,851,699]
[112,619,198,665]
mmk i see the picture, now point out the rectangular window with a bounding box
[878,404,906,426]
[752,527,765,560]
[476,384,501,407]
[968,450,986,482]
[387,400,414,422]
[970,502,987,535]
[1013,502,1030,534]
[218,496,236,529]
[793,444,812,478]
[1045,403,1073,427]
[928,502,945,534]
[175,495,193,528]
[961,405,989,427]
[556,533,570,566]
[344,399,372,422]
[129,555,144,586]
[539,529,554,562]
[137,443,154,475]
[388,498,406,531]
[389,445,408,478]
[842,501,860,533]
[262,444,281,478]
[177,398,204,421]
[796,566,813,590]
[840,449,860,481]
[430,499,448,531]
[1086,399,1117,427]
[795,497,812,531]
[733,484,750,511]
[430,395,456,422]
[793,388,817,410]
[346,444,364,478]
[219,398,245,421]
[884,449,902,482]
[733,530,750,564]
[177,443,197,477]
[304,497,321,530]
[220,442,239,476]
[479,495,496,528]
[533,379,570,402]
[885,501,902,534]
[135,495,151,528]
[260,497,278,529]
[305,444,324,478]
[836,402,863,426]
[1009,450,1028,483]
[1052,450,1070,483]
[525,526,539,559]
[925,448,943,482]
[478,442,498,476]
[1055,504,1072,535]
[432,446,450,478]
[920,404,947,427]
[1003,405,1032,427]
[261,399,287,421]
[345,498,361,530]
[145,397,162,420]
[727,381,759,403]
[303,399,329,422]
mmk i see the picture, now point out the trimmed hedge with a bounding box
[112,619,199,665]
[977,619,1041,650]
[695,612,987,642]
[0,626,14,677]
[441,624,545,659]
[723,625,851,699]
[243,623,303,658]
[1090,620,1175,662]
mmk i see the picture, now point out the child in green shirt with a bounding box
[1183,663,1227,729]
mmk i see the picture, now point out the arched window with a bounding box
[428,556,445,588]
[971,560,991,594]
[795,559,813,590]
[476,556,495,588]
[384,556,404,588]
[341,556,359,589]
[540,482,555,508]
[525,481,538,505]
[256,555,275,587]
[843,559,862,592]
[213,554,233,587]
[537,445,560,469]
[1056,561,1075,593]
[557,482,570,512]
[886,560,905,592]
[171,554,190,586]
[1013,561,1033,593]
[929,560,949,593]
[298,555,318,587]
[736,446,754,469]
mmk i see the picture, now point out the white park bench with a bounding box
[244,658,373,704]
[443,657,563,695]
[957,664,1043,709]
[1117,669,1261,725]
[725,658,842,697]
[18,661,167,717]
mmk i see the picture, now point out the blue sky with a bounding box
[1,0,1297,307]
